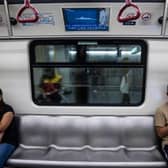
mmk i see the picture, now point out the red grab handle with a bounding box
[117,0,141,23]
[16,0,39,23]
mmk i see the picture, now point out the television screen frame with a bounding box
[62,8,110,31]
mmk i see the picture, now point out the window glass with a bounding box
[33,67,143,105]
[86,45,141,63]
[30,40,147,106]
[35,45,77,63]
[35,44,141,63]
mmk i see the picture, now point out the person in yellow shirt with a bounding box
[40,69,62,104]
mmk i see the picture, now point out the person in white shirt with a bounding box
[120,69,131,104]
[99,9,106,26]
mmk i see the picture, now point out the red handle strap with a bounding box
[117,0,141,23]
[16,0,39,23]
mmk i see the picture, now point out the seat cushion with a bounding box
[10,146,88,161]
[9,147,167,168]
[10,146,165,162]
[86,149,127,162]
[125,149,165,162]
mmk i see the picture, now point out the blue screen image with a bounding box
[63,8,109,31]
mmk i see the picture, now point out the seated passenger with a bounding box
[39,68,62,104]
[0,88,17,168]
[155,91,168,161]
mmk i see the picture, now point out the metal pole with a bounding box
[3,0,12,37]
[161,0,168,36]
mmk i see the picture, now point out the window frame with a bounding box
[29,39,148,106]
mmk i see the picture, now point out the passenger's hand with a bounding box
[45,89,58,95]
[0,132,4,142]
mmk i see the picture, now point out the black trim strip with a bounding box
[8,0,165,4]
[31,64,145,68]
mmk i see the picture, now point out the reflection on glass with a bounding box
[35,44,141,63]
[86,45,141,63]
[35,45,77,63]
[86,46,117,62]
[33,67,143,105]
[118,45,141,63]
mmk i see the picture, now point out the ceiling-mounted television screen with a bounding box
[63,8,110,31]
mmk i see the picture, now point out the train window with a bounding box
[29,40,147,106]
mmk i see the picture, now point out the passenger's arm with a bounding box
[155,109,167,138]
[0,112,14,132]
[156,126,168,138]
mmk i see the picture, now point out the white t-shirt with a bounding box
[99,10,106,26]
[120,74,130,94]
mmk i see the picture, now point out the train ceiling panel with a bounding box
[0,0,167,38]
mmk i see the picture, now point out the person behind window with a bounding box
[155,90,168,161]
[120,69,131,105]
[99,8,107,26]
[0,88,18,168]
[39,68,62,104]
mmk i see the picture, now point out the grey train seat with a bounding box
[7,115,167,168]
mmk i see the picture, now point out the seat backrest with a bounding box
[20,115,53,146]
[121,116,157,147]
[52,116,87,147]
[19,115,157,148]
[87,116,121,147]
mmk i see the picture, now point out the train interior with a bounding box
[0,0,168,167]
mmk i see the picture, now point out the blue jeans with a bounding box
[0,143,15,168]
[163,145,168,161]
